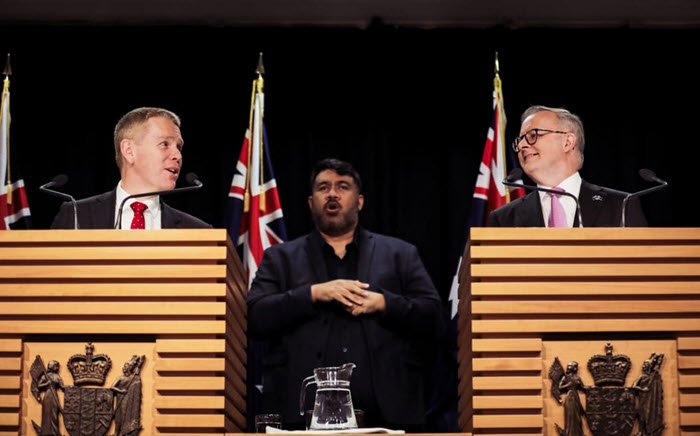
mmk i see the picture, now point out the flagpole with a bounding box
[243,55,260,213]
[255,53,266,212]
[493,52,510,203]
[2,53,12,205]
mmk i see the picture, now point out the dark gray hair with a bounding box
[521,105,585,168]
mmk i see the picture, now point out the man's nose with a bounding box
[172,147,182,162]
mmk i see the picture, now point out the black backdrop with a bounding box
[2,23,699,299]
[2,23,700,431]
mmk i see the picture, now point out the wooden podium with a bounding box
[456,228,700,436]
[0,229,246,435]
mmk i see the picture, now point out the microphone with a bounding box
[114,172,204,229]
[621,169,668,227]
[503,168,584,228]
[40,174,79,229]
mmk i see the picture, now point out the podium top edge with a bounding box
[0,228,231,243]
[470,227,700,241]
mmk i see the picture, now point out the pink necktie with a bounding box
[548,188,567,228]
[130,201,148,229]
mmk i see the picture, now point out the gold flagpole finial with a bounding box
[3,53,11,78]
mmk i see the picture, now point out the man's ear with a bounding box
[308,196,313,210]
[120,139,136,165]
[358,194,364,211]
[564,133,576,153]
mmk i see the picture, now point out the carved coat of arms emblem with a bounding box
[29,342,145,436]
[549,343,665,436]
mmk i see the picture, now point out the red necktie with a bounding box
[130,201,148,229]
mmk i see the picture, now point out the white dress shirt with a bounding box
[115,181,162,230]
[537,172,582,228]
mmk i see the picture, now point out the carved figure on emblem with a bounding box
[549,358,586,436]
[632,353,665,436]
[29,357,65,435]
[29,343,146,436]
[111,355,146,436]
[549,343,665,436]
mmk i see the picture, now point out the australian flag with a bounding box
[224,64,287,432]
[1,71,32,230]
[434,62,525,432]
[448,65,524,319]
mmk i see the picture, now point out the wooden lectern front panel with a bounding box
[457,228,700,436]
[0,229,247,435]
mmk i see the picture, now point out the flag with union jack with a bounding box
[434,56,526,432]
[1,56,32,230]
[225,56,287,432]
[448,54,524,318]
[226,57,287,287]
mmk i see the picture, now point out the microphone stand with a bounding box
[114,174,203,229]
[39,175,79,230]
[621,169,668,228]
[502,169,584,228]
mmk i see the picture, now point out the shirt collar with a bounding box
[312,226,361,250]
[116,181,161,217]
[537,172,582,201]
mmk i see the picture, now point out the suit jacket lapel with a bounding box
[161,201,182,228]
[578,181,600,227]
[356,228,375,283]
[97,189,117,229]
[305,231,329,283]
[579,180,620,227]
[355,228,375,350]
[519,192,546,227]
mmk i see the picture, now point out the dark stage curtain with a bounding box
[1,23,698,431]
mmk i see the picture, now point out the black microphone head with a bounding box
[52,174,69,187]
[639,168,656,182]
[506,168,523,182]
[185,172,200,186]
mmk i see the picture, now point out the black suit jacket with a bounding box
[488,180,648,227]
[246,228,446,428]
[50,189,211,229]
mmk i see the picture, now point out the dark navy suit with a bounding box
[50,189,210,229]
[488,180,647,227]
[247,227,445,429]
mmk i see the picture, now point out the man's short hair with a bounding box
[114,107,181,170]
[309,158,362,193]
[521,105,585,168]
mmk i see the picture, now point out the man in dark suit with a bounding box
[489,105,647,227]
[51,107,210,229]
[247,158,445,431]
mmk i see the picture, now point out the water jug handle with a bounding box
[299,375,316,416]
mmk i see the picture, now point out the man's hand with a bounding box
[311,280,369,308]
[347,291,386,316]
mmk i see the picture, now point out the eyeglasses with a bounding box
[512,128,569,152]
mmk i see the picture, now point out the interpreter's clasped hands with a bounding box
[310,279,385,316]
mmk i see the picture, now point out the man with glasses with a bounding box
[488,105,647,227]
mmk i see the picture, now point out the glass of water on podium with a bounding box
[255,413,282,433]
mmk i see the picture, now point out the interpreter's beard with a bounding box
[311,200,360,237]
